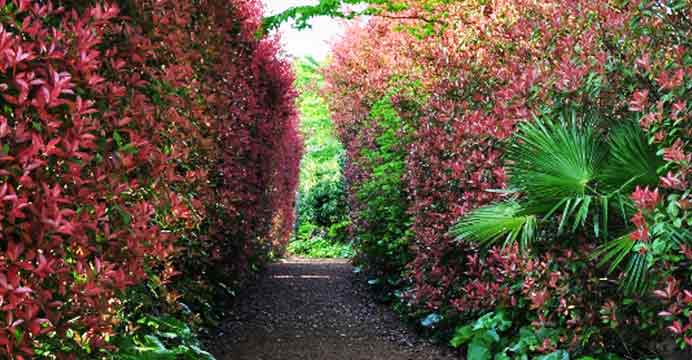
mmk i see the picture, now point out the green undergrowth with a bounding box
[288,235,355,258]
[113,315,214,360]
[361,276,630,360]
[290,56,353,260]
[105,251,269,359]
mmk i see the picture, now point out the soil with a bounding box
[208,257,460,360]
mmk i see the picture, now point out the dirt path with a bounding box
[209,257,459,360]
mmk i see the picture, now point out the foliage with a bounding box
[288,222,355,259]
[347,94,416,276]
[262,0,406,32]
[449,310,512,357]
[294,57,344,193]
[0,0,301,357]
[325,0,690,357]
[290,177,353,259]
[451,202,537,251]
[300,177,348,228]
[449,310,583,360]
[289,57,350,259]
[113,316,213,360]
[452,112,664,293]
[322,18,426,275]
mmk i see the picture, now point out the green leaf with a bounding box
[121,143,138,155]
[114,130,123,148]
[600,120,663,193]
[620,252,650,294]
[592,234,636,274]
[450,325,474,348]
[157,316,192,338]
[132,335,179,359]
[494,353,511,360]
[667,200,680,217]
[493,310,512,331]
[505,110,614,236]
[189,345,215,360]
[468,337,493,360]
[14,328,23,344]
[450,201,537,250]
[508,110,605,214]
[592,233,652,295]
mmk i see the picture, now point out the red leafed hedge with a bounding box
[326,0,690,355]
[0,0,301,357]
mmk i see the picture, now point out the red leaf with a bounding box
[7,242,24,262]
[668,321,683,334]
[628,89,648,112]
[28,319,50,336]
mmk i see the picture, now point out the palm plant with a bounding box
[450,110,664,293]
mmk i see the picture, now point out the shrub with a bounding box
[0,0,301,357]
[452,111,665,293]
[289,56,349,259]
[294,57,344,192]
[287,232,354,259]
[300,177,348,228]
[291,176,352,258]
[324,0,690,356]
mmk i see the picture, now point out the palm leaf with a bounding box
[620,251,650,294]
[592,234,636,274]
[592,234,650,294]
[600,120,663,194]
[450,202,537,250]
[507,111,606,234]
[508,111,605,210]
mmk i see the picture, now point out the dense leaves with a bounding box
[0,0,301,357]
[289,58,351,259]
[324,0,690,357]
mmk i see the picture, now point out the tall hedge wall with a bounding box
[325,0,690,356]
[0,0,301,357]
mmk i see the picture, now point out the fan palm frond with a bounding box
[450,202,537,250]
[620,251,651,294]
[600,121,663,195]
[452,110,669,296]
[507,111,606,233]
[592,234,651,294]
[592,234,636,273]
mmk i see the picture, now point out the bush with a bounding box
[287,231,354,259]
[291,176,353,258]
[300,177,348,228]
[0,0,301,357]
[288,57,350,259]
[324,0,690,357]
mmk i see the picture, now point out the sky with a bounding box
[262,0,348,61]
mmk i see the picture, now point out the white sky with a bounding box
[263,0,348,60]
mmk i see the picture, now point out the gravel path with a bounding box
[209,257,459,360]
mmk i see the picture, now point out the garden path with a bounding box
[209,257,458,360]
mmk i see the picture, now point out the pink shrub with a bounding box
[325,0,689,354]
[0,0,301,356]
